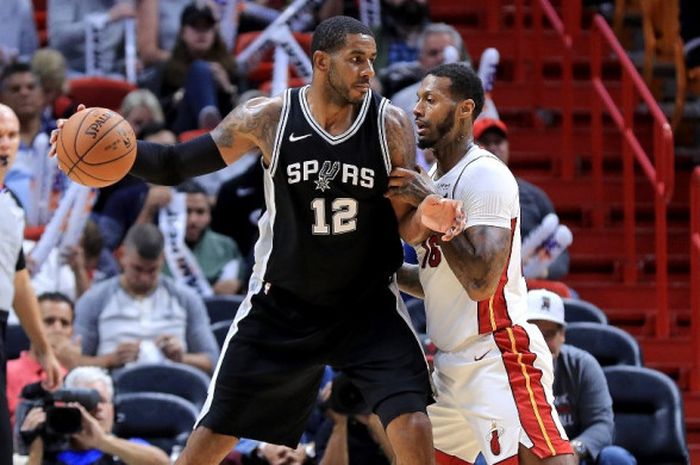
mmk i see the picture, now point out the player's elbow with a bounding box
[463,276,500,302]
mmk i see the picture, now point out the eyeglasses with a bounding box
[423,49,443,57]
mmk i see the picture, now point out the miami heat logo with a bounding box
[315,161,340,192]
[486,422,504,456]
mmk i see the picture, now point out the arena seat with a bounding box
[113,392,199,453]
[204,294,245,324]
[565,322,642,367]
[67,77,137,111]
[210,319,233,349]
[604,365,690,464]
[562,298,609,324]
[113,363,211,409]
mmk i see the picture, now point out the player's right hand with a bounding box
[48,103,86,160]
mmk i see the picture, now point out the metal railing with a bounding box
[590,15,674,337]
[517,1,674,338]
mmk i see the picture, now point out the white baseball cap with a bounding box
[525,289,566,327]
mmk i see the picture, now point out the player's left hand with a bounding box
[386,166,436,207]
[418,194,467,241]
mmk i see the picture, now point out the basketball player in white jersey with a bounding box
[389,63,575,465]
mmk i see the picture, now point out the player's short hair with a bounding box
[427,63,484,120]
[123,223,164,260]
[311,16,374,55]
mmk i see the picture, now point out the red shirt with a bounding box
[6,351,68,426]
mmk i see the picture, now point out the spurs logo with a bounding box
[315,161,340,192]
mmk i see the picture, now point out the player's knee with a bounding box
[375,391,428,429]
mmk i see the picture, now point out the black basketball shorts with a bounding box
[195,280,432,447]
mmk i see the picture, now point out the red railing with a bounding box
[517,3,675,337]
[691,168,700,389]
[590,15,674,337]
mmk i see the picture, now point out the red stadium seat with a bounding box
[235,31,313,84]
[67,77,137,111]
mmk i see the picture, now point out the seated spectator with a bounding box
[74,223,219,374]
[31,220,118,300]
[6,292,75,426]
[119,89,166,137]
[374,0,429,72]
[474,118,570,280]
[386,23,466,107]
[315,373,393,465]
[0,0,39,67]
[136,0,192,67]
[163,181,244,295]
[30,48,72,123]
[0,62,65,231]
[47,0,136,77]
[158,3,238,134]
[18,366,169,465]
[680,0,700,68]
[525,290,637,465]
[211,154,265,271]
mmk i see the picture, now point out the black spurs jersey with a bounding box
[251,86,403,306]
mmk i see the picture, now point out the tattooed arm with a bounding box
[128,97,282,185]
[396,263,424,299]
[384,104,433,245]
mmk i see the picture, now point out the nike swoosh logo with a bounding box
[474,349,491,361]
[289,133,312,142]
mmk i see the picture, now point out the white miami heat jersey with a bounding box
[416,145,528,352]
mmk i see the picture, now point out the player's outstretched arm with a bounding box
[129,97,281,185]
[439,225,511,302]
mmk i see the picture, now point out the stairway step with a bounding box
[493,81,622,112]
[568,227,689,256]
[563,280,689,311]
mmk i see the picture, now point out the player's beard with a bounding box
[327,65,364,106]
[417,110,455,149]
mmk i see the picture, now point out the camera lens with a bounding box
[46,406,82,435]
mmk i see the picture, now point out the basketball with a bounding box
[56,107,136,188]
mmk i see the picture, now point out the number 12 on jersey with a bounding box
[311,198,358,235]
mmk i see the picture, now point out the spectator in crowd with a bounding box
[74,223,219,374]
[525,290,637,465]
[163,180,244,295]
[31,220,118,300]
[47,0,136,77]
[0,0,39,66]
[159,3,238,134]
[474,117,570,280]
[210,154,265,269]
[19,366,170,465]
[373,0,430,71]
[315,375,394,465]
[6,292,75,426]
[136,0,192,67]
[0,103,62,465]
[120,89,166,138]
[0,62,66,232]
[680,0,700,68]
[384,23,465,104]
[30,48,71,122]
[138,122,176,145]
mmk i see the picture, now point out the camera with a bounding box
[20,381,101,452]
[326,373,371,416]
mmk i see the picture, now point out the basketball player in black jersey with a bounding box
[50,16,466,465]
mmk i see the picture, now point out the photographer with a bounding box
[19,367,169,465]
[315,374,394,465]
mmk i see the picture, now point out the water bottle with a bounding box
[523,224,573,279]
[522,213,559,261]
[478,48,500,93]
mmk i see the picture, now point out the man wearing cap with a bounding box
[474,119,570,280]
[525,289,637,465]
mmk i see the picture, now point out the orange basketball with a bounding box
[56,107,136,188]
